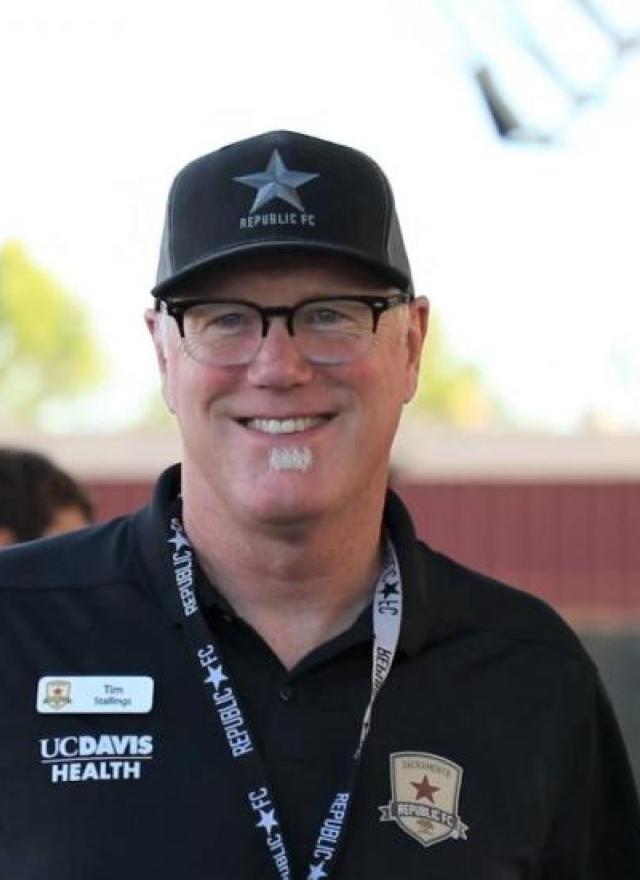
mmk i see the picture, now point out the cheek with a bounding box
[348,341,409,404]
[165,358,238,420]
[382,341,420,404]
[401,361,420,402]
[336,361,406,432]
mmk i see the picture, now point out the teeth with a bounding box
[245,417,326,434]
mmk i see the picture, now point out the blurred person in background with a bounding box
[0,131,638,879]
[0,447,93,545]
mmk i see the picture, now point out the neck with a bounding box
[181,477,387,669]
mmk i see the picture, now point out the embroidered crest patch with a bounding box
[379,751,469,848]
[43,679,72,710]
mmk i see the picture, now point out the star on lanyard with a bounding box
[308,862,328,880]
[167,530,190,552]
[256,808,278,835]
[381,579,399,599]
[203,665,227,690]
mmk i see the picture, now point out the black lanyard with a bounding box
[166,509,403,880]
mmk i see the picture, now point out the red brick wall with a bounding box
[396,482,640,622]
[87,481,153,522]
[85,479,640,621]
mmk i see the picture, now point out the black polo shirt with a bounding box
[0,464,638,879]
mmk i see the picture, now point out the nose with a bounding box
[245,316,313,388]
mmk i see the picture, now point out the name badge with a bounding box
[37,676,154,714]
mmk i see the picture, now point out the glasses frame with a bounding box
[160,290,413,340]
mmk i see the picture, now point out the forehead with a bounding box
[169,252,391,301]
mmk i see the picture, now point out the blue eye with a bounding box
[306,307,347,325]
[210,311,251,329]
[298,300,370,334]
[186,303,258,335]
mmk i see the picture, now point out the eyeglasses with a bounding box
[161,291,413,366]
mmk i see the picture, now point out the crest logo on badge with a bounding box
[43,679,72,711]
[379,752,469,848]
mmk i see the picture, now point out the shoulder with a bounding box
[386,487,592,672]
[422,543,592,666]
[0,516,132,592]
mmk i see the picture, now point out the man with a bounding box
[0,446,93,545]
[0,130,638,879]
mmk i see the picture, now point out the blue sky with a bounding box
[1,0,639,432]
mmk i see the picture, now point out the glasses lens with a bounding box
[294,299,373,364]
[183,302,261,365]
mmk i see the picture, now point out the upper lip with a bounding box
[235,413,335,423]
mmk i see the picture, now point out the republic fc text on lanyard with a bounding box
[166,510,403,880]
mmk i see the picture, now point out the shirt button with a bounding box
[278,685,294,702]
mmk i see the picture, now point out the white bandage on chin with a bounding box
[269,446,313,471]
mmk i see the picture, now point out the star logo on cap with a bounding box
[234,149,319,214]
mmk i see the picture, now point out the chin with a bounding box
[241,474,335,527]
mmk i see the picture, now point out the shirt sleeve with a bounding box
[541,670,640,878]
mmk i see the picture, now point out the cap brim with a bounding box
[151,239,413,299]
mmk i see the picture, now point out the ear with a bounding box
[403,296,429,403]
[144,308,176,413]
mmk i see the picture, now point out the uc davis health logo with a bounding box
[379,752,469,848]
[39,734,154,784]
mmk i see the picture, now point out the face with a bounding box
[43,506,91,538]
[146,254,428,529]
[0,506,91,546]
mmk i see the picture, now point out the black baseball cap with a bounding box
[152,130,413,299]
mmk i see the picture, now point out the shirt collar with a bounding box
[131,463,437,656]
[132,464,185,627]
[381,489,434,657]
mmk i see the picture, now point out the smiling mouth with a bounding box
[238,415,333,435]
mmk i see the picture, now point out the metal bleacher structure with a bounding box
[440,0,640,144]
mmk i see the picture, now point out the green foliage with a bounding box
[409,311,505,428]
[0,241,104,422]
